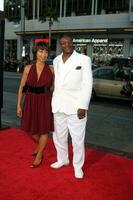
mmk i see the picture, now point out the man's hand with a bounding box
[77,109,86,119]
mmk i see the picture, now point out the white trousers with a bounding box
[53,112,87,169]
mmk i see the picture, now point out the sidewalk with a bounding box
[1,92,19,127]
[4,71,22,79]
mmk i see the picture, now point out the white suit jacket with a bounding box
[52,50,93,114]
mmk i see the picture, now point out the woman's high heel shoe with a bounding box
[32,152,38,157]
[30,156,44,168]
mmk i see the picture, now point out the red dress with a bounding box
[21,63,54,135]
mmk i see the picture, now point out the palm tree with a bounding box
[39,7,58,52]
[4,0,21,22]
[4,0,28,23]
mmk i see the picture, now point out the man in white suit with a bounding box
[51,34,92,179]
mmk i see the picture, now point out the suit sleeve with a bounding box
[79,56,93,110]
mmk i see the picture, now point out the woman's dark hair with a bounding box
[32,42,49,59]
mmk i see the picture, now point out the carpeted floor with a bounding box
[0,128,133,200]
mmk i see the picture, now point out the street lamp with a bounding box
[0,0,5,129]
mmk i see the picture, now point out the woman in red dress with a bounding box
[17,42,54,168]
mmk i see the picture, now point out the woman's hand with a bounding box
[17,106,22,118]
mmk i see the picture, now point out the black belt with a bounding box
[23,84,50,94]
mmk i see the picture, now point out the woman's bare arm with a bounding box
[17,65,31,117]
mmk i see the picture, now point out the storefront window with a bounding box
[66,0,92,16]
[97,0,129,14]
[39,0,60,18]
[26,0,33,19]
[5,40,17,59]
[4,40,18,72]
[129,39,133,58]
[93,39,124,63]
[73,38,124,64]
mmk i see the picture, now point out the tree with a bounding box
[4,0,21,22]
[39,7,58,53]
[4,0,28,23]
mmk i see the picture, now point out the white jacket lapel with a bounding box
[60,51,76,83]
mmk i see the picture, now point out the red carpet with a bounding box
[0,128,133,200]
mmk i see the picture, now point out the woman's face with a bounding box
[36,48,48,62]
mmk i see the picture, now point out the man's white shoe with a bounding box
[50,161,69,169]
[74,169,84,179]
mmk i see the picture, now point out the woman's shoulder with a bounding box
[24,64,32,75]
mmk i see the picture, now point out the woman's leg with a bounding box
[32,134,40,143]
[31,134,40,155]
[32,134,48,166]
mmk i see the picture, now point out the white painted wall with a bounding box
[5,20,20,39]
[5,13,133,39]
[4,13,133,60]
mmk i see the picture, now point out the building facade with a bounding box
[4,0,133,64]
